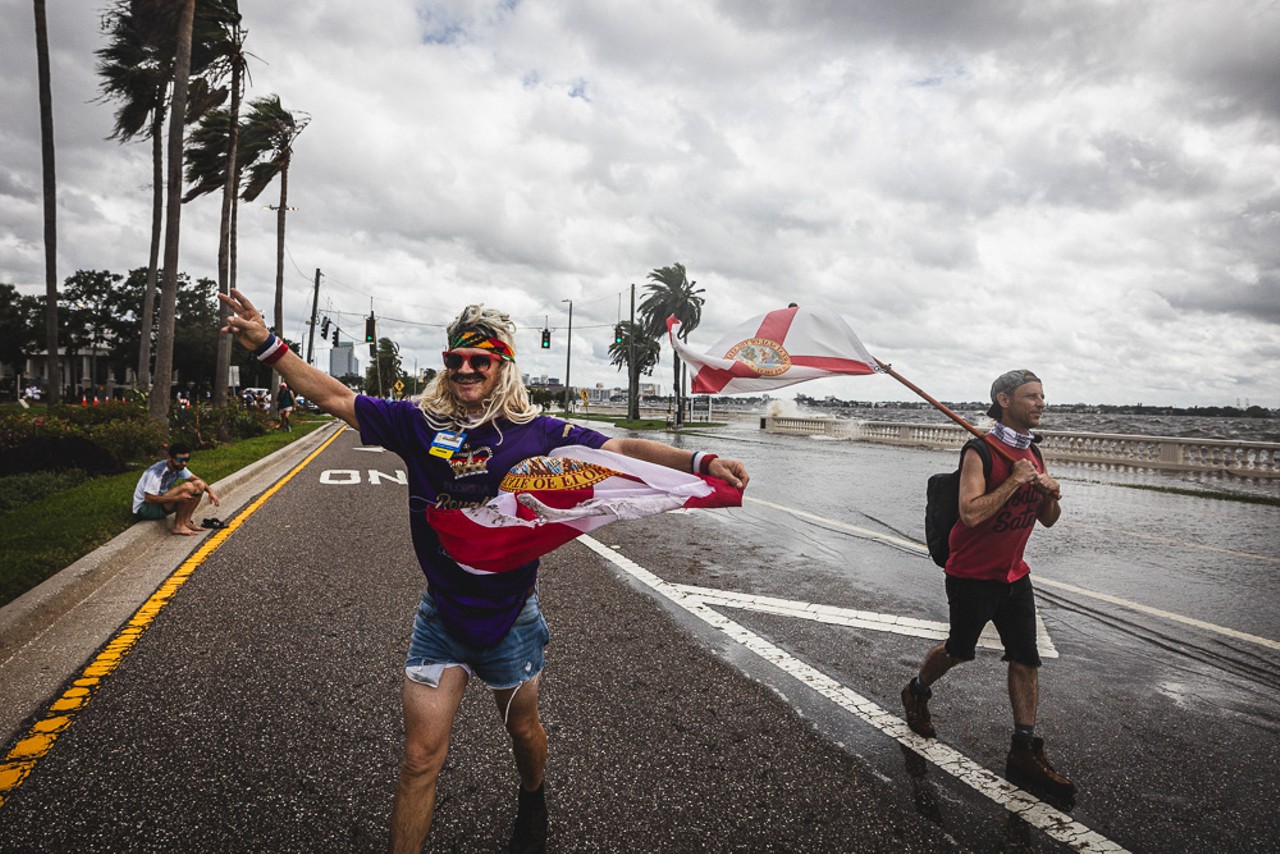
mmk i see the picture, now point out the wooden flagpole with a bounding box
[873,358,1017,463]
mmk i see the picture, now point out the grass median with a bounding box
[0,418,329,608]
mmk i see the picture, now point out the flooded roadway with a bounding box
[590,419,1280,851]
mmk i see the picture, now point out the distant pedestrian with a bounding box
[901,369,1074,797]
[131,443,221,536]
[276,381,296,431]
[220,288,748,853]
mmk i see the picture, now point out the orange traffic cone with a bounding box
[81,394,87,405]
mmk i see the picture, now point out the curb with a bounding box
[0,421,343,662]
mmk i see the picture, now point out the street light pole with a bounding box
[561,298,573,414]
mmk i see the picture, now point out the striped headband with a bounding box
[448,330,516,361]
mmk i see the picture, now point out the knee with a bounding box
[400,739,448,781]
[504,711,544,745]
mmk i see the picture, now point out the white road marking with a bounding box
[1033,576,1280,652]
[742,495,1280,652]
[354,446,385,452]
[580,535,1125,852]
[670,583,1058,658]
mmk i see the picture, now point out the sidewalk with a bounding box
[0,422,343,746]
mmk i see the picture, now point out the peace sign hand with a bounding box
[218,289,272,351]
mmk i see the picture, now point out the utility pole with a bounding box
[628,283,638,421]
[306,267,321,365]
[562,299,573,414]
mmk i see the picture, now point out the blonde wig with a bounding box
[415,304,539,433]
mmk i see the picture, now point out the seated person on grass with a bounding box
[131,443,221,536]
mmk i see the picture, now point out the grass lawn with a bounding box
[0,418,329,608]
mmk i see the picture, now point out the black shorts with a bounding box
[944,574,1041,668]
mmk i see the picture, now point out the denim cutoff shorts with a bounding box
[405,590,549,690]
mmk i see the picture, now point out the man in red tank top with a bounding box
[901,370,1075,797]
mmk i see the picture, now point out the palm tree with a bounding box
[96,0,235,397]
[181,14,247,406]
[33,0,60,403]
[607,320,660,419]
[145,0,197,425]
[239,95,309,364]
[639,263,705,427]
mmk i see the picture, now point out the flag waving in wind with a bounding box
[668,304,881,394]
[426,446,742,574]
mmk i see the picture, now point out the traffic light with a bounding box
[541,328,551,349]
[332,328,339,346]
[320,317,330,338]
[364,314,376,343]
[613,323,624,344]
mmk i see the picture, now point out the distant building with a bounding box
[330,342,359,378]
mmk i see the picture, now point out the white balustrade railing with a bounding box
[763,417,1280,478]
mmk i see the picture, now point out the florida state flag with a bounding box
[426,447,742,574]
[668,305,881,394]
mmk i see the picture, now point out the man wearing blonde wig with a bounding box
[220,290,748,853]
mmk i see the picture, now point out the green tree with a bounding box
[61,270,130,395]
[364,337,402,398]
[172,275,221,395]
[0,284,40,397]
[33,0,60,403]
[608,319,661,419]
[639,262,704,427]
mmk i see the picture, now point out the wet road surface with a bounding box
[1,420,1277,851]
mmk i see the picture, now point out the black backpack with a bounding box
[924,438,1043,568]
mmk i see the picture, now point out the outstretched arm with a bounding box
[219,289,359,429]
[601,437,749,490]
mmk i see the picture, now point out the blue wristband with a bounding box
[252,333,278,358]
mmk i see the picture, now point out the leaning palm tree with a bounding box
[96,0,235,396]
[33,0,60,403]
[639,262,705,426]
[181,15,247,406]
[238,95,309,356]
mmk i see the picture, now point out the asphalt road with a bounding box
[1,419,1277,852]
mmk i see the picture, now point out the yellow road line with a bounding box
[0,426,346,807]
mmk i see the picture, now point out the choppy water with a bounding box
[781,405,1280,445]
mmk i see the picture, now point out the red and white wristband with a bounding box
[690,451,718,475]
[253,333,290,366]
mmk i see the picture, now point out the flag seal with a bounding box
[500,455,620,493]
[723,337,791,377]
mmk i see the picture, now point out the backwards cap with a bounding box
[986,369,1040,419]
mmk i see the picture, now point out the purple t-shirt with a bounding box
[354,396,609,647]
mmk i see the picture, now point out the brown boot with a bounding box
[1006,737,1075,796]
[901,681,936,738]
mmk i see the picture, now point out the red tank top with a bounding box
[945,444,1043,583]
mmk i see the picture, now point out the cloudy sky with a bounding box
[3,0,1278,407]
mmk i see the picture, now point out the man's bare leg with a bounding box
[494,675,546,791]
[1008,661,1038,728]
[391,667,468,854]
[170,486,203,533]
[496,676,548,852]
